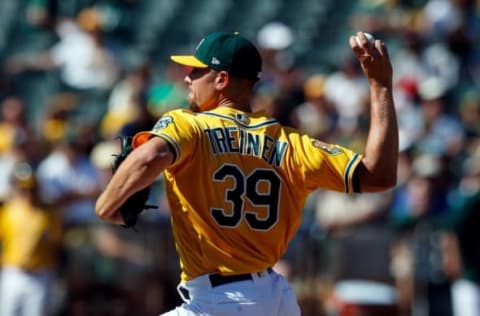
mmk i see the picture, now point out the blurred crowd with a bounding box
[0,0,479,315]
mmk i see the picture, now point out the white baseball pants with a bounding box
[161,269,301,316]
[0,266,52,316]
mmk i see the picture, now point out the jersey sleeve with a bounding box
[292,133,363,193]
[132,109,199,167]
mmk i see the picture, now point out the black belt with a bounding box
[209,267,273,288]
[179,268,274,301]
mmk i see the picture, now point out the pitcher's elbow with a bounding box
[378,173,397,191]
[362,173,397,192]
[358,160,398,192]
[385,177,397,190]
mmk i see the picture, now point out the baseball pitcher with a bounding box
[96,31,398,315]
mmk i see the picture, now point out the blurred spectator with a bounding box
[36,125,101,225]
[0,96,31,154]
[40,92,78,146]
[289,74,338,140]
[389,152,454,316]
[421,42,460,90]
[412,77,465,156]
[256,21,294,82]
[102,61,188,138]
[251,83,279,118]
[391,32,426,87]
[101,61,153,138]
[458,89,480,139]
[422,0,463,40]
[51,10,119,91]
[6,8,120,91]
[0,162,62,316]
[252,61,305,125]
[323,56,369,133]
[5,6,121,125]
[254,21,303,124]
[118,94,157,137]
[390,153,449,229]
[0,129,42,202]
[34,124,103,313]
[0,97,42,201]
[441,145,480,316]
[147,63,188,117]
[349,1,420,37]
[25,0,59,29]
[89,139,118,188]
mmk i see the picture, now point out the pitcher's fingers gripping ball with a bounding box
[349,31,392,89]
[355,32,375,45]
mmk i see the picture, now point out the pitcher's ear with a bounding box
[214,70,230,90]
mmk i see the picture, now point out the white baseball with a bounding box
[355,32,375,45]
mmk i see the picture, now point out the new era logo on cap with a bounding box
[170,32,262,81]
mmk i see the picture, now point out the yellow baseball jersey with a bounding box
[0,197,62,270]
[133,107,362,282]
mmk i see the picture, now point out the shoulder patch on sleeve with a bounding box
[312,139,343,155]
[153,116,174,129]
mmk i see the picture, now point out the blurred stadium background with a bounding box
[0,0,479,315]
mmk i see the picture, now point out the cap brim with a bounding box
[170,55,208,68]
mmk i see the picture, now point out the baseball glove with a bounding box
[112,136,157,228]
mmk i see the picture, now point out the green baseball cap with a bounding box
[171,32,262,81]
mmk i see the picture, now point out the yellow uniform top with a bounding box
[133,107,363,282]
[0,197,62,270]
